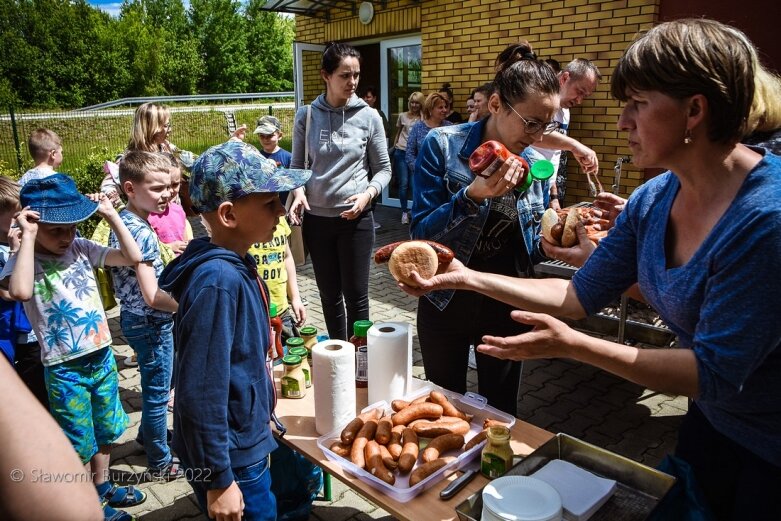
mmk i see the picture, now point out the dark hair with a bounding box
[564,58,602,81]
[321,42,361,74]
[611,19,755,144]
[362,85,379,98]
[544,58,561,73]
[438,83,454,102]
[493,42,560,106]
[473,82,494,98]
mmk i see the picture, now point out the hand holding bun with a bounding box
[374,240,455,287]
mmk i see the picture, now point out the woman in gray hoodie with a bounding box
[288,42,391,341]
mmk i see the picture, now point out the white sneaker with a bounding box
[401,212,409,224]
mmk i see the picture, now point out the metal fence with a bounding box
[1,93,296,176]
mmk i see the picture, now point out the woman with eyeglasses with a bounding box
[409,42,560,415]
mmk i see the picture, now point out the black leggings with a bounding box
[417,290,526,416]
[303,211,374,341]
[675,402,781,520]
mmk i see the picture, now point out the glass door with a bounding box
[380,36,421,207]
[294,43,326,108]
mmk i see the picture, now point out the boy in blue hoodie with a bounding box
[159,141,310,521]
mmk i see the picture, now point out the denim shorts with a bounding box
[45,346,129,463]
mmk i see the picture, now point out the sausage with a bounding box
[411,395,431,405]
[408,457,456,487]
[464,430,488,451]
[374,240,455,265]
[373,241,405,263]
[378,443,398,470]
[391,402,444,426]
[422,433,465,463]
[483,419,510,430]
[387,425,405,460]
[349,419,378,469]
[429,391,470,421]
[410,417,471,438]
[398,428,419,474]
[365,440,395,485]
[329,440,352,458]
[391,399,411,412]
[339,407,383,445]
[375,415,393,445]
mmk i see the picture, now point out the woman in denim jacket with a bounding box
[410,43,560,415]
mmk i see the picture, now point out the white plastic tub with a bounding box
[316,384,516,502]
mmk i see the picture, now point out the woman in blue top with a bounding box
[409,42,560,415]
[403,19,781,519]
[405,91,452,174]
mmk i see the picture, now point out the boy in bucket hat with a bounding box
[2,174,146,521]
[159,141,310,521]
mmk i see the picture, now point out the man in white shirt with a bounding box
[530,59,601,209]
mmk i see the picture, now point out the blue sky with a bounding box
[88,0,126,18]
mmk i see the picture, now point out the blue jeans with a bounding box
[393,147,410,212]
[120,311,174,469]
[189,457,277,521]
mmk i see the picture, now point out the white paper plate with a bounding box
[482,476,562,521]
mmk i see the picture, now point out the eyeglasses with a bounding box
[505,103,559,135]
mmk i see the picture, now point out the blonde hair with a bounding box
[407,91,425,117]
[746,58,781,134]
[422,92,450,120]
[119,151,172,188]
[28,128,62,162]
[127,103,172,152]
[611,18,755,144]
[0,175,20,213]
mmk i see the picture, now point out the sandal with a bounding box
[103,504,134,521]
[98,482,147,508]
[146,456,185,482]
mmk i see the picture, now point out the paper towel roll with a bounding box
[367,322,412,406]
[312,339,356,435]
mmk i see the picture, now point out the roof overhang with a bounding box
[259,1,392,21]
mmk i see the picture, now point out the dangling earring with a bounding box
[684,129,693,144]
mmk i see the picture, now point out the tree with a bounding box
[245,0,294,92]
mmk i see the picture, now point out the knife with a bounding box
[439,459,480,500]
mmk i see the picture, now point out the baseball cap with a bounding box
[20,173,98,224]
[253,115,282,135]
[189,141,311,213]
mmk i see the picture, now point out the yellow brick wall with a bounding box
[295,0,659,199]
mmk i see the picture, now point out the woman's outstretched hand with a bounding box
[477,310,576,361]
[397,258,470,297]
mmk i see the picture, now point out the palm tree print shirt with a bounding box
[0,238,112,366]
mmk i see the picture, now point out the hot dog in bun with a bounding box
[541,208,581,247]
[374,240,455,287]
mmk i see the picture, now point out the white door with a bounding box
[294,42,326,108]
[380,36,422,207]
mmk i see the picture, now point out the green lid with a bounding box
[269,302,278,317]
[286,337,305,348]
[300,326,318,336]
[530,159,555,180]
[289,347,308,358]
[353,320,373,338]
[282,354,302,366]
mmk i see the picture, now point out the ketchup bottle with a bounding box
[468,140,554,192]
[350,320,373,388]
[269,302,284,365]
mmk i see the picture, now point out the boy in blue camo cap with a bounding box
[158,141,310,521]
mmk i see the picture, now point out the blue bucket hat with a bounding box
[190,141,311,213]
[20,174,98,224]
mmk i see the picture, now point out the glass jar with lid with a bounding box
[481,425,513,478]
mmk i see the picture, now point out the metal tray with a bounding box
[455,433,676,521]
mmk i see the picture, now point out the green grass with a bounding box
[0,106,297,177]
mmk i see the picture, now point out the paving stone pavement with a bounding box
[108,205,686,520]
